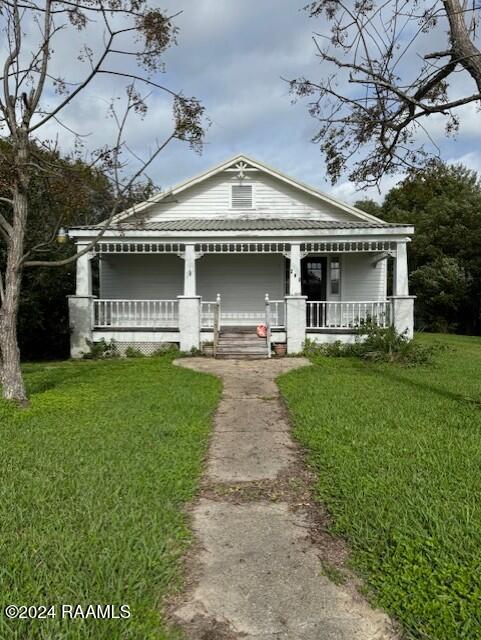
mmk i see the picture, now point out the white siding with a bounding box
[198,254,285,324]
[134,172,356,222]
[341,254,387,300]
[100,255,183,299]
[100,254,286,325]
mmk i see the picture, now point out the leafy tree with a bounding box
[0,145,154,360]
[7,155,153,361]
[353,199,383,219]
[410,257,472,332]
[367,162,481,333]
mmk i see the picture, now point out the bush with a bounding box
[150,344,179,358]
[303,324,441,366]
[81,339,119,360]
[124,346,145,358]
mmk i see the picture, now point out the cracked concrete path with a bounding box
[172,358,397,640]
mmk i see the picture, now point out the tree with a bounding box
[0,1,205,403]
[291,1,481,186]
[353,198,383,219]
[0,145,154,360]
[410,257,472,331]
[375,162,481,333]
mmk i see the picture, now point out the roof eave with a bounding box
[68,225,414,241]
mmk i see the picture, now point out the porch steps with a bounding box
[215,328,268,359]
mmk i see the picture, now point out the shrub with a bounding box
[150,344,179,358]
[81,339,119,360]
[303,324,441,366]
[124,346,145,358]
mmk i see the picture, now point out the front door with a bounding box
[301,257,327,301]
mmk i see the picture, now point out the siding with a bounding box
[100,254,385,320]
[341,254,387,300]
[100,254,286,317]
[100,255,183,299]
[198,254,285,322]
[141,172,356,222]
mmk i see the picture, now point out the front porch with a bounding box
[68,238,414,357]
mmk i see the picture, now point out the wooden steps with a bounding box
[215,327,268,359]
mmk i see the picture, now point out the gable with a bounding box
[117,155,383,225]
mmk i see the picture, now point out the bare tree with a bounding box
[0,0,204,404]
[290,0,481,186]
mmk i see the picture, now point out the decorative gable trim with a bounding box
[107,154,386,225]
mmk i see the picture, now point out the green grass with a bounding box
[278,334,481,640]
[0,355,221,639]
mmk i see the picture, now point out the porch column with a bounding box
[289,242,302,295]
[69,243,94,358]
[183,243,197,296]
[393,240,409,296]
[390,240,415,339]
[178,243,201,351]
[285,295,307,354]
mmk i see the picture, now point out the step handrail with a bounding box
[265,293,272,359]
[213,293,221,358]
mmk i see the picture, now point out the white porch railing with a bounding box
[200,299,219,328]
[94,299,179,328]
[201,298,286,328]
[269,299,286,329]
[306,301,391,329]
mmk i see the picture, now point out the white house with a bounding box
[67,154,414,358]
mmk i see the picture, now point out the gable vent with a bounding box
[231,184,253,209]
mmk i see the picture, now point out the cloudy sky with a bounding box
[18,1,481,203]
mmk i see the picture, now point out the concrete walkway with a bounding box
[172,358,397,640]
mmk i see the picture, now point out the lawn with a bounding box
[0,354,220,640]
[278,334,481,640]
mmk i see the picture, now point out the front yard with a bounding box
[2,334,481,640]
[279,334,481,639]
[0,355,220,639]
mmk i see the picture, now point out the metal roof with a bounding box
[74,218,409,232]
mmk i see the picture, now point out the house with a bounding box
[67,154,414,358]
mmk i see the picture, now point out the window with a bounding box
[330,257,340,295]
[231,184,253,209]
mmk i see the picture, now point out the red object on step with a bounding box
[256,324,267,338]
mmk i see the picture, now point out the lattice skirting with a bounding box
[114,341,179,356]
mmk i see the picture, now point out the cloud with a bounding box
[6,0,481,203]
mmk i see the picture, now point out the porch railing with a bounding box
[94,299,179,328]
[306,300,391,330]
[201,295,221,356]
[269,299,286,329]
[200,299,218,328]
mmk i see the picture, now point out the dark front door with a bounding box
[301,257,327,301]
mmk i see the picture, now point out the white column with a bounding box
[68,296,93,358]
[393,240,409,296]
[69,243,94,357]
[178,296,201,351]
[183,243,197,296]
[390,239,415,339]
[76,244,93,296]
[289,243,302,295]
[178,243,201,351]
[285,295,307,354]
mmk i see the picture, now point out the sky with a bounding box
[9,1,481,204]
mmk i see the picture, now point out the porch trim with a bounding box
[93,240,401,255]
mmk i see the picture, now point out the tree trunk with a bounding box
[0,134,29,404]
